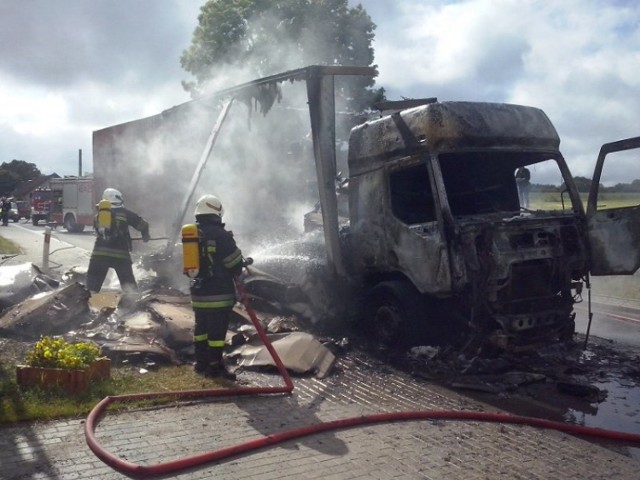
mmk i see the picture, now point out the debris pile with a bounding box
[0,262,338,379]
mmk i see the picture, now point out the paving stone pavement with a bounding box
[1,356,638,480]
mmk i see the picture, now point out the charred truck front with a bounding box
[340,101,589,351]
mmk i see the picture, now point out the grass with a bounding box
[0,235,21,256]
[0,360,228,424]
[529,191,640,211]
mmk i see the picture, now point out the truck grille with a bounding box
[501,259,555,301]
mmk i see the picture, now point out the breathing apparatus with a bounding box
[181,224,200,278]
[97,199,112,237]
[182,194,226,278]
[97,188,124,239]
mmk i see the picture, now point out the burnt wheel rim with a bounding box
[374,303,404,345]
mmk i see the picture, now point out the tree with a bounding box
[180,0,384,112]
[570,176,593,193]
[0,160,41,196]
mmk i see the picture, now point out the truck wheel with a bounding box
[559,317,576,343]
[64,214,84,233]
[367,281,424,347]
[32,217,38,226]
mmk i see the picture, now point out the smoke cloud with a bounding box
[95,7,360,264]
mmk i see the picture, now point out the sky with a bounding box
[1,0,639,184]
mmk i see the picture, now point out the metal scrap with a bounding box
[231,331,336,378]
[0,282,90,339]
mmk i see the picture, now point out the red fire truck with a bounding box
[50,177,95,232]
[30,177,95,232]
[30,188,56,226]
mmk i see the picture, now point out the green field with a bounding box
[528,192,640,211]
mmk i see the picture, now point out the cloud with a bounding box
[1,0,639,185]
[362,0,640,182]
[0,0,200,175]
[0,1,197,88]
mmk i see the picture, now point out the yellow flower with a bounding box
[26,336,101,369]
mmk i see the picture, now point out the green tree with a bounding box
[570,176,593,193]
[0,160,41,196]
[180,0,384,112]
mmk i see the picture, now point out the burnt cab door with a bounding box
[587,136,640,275]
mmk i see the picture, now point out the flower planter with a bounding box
[16,357,111,393]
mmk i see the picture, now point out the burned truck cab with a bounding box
[347,101,590,350]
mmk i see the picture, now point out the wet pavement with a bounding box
[2,354,640,479]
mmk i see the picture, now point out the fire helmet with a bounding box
[195,194,224,218]
[103,188,124,207]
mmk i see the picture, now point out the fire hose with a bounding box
[84,282,640,478]
[131,237,169,241]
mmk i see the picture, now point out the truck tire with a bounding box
[64,214,85,233]
[32,217,38,226]
[367,280,424,347]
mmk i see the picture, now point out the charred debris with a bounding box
[0,256,635,404]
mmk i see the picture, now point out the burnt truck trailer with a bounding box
[92,65,640,352]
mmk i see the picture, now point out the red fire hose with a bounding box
[84,282,640,478]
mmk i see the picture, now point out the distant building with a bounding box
[10,174,61,201]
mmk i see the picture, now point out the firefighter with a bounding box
[86,188,150,295]
[183,194,243,380]
[0,197,10,226]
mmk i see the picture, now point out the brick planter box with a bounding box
[16,357,111,393]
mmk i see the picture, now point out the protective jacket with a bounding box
[90,207,149,263]
[190,216,243,310]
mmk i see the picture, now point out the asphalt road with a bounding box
[0,220,93,272]
[0,220,162,279]
[575,301,640,347]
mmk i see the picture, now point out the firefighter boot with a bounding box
[205,362,237,381]
[205,347,236,380]
[193,340,210,375]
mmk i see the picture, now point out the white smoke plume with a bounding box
[93,6,366,264]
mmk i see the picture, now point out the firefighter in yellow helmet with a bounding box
[86,188,150,294]
[183,194,243,380]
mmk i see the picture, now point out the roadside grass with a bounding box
[0,361,227,424]
[530,192,640,211]
[0,235,21,256]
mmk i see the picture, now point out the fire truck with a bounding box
[49,177,95,232]
[30,177,95,232]
[30,188,56,226]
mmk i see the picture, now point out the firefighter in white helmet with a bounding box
[182,194,243,380]
[86,188,150,295]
